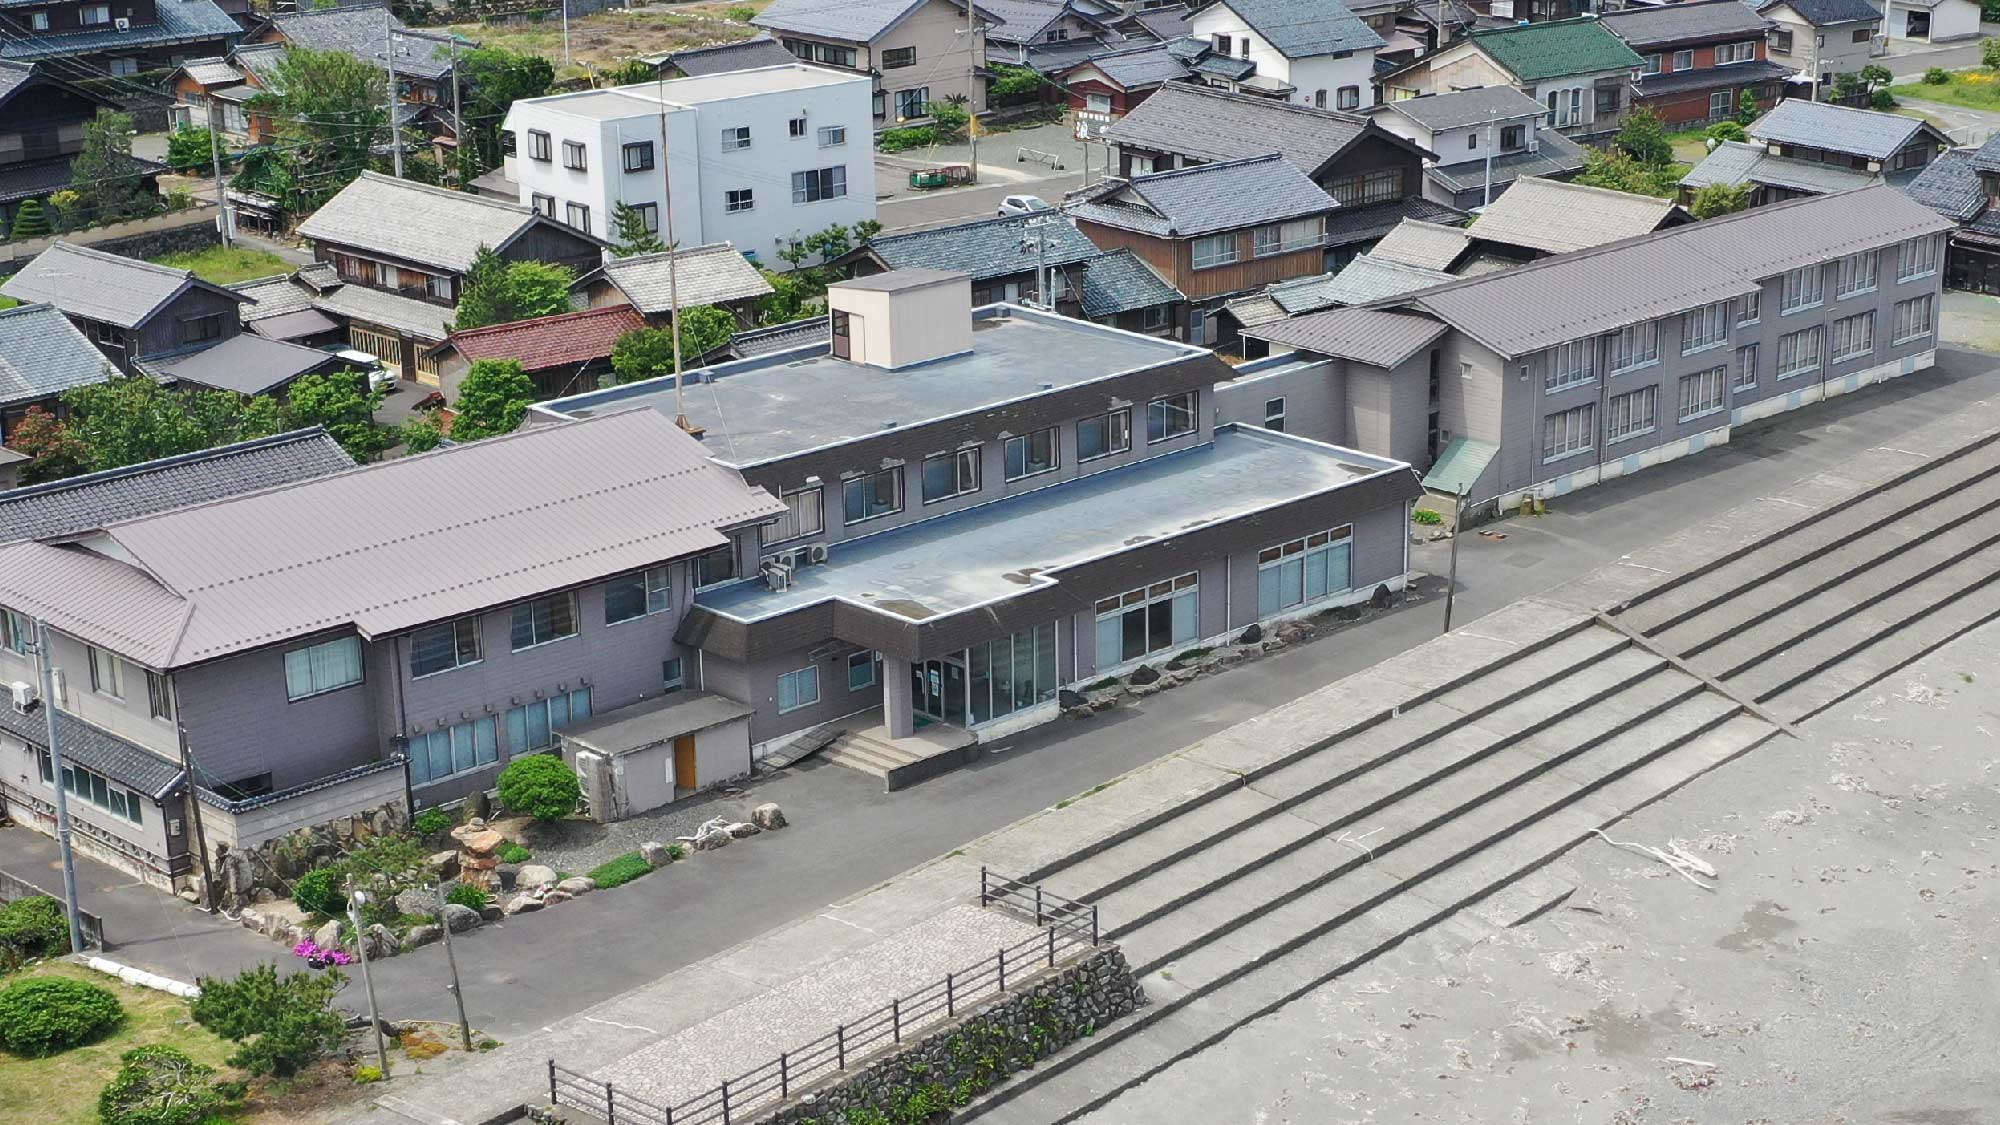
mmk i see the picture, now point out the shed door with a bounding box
[672,735,697,793]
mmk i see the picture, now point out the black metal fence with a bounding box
[549,869,1097,1125]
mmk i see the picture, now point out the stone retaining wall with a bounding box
[760,945,1144,1125]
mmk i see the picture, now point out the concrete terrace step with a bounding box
[1758,571,2000,722]
[821,739,912,777]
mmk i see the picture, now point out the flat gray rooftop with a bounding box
[699,427,1396,623]
[542,308,1203,466]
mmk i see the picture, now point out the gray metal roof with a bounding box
[311,280,455,342]
[598,243,775,314]
[1903,147,1986,223]
[1100,82,1376,175]
[663,35,798,76]
[0,410,783,668]
[729,316,827,358]
[831,267,968,293]
[1393,184,1954,358]
[562,691,754,754]
[1749,99,1932,161]
[1679,139,1878,194]
[0,428,352,545]
[2,242,247,330]
[0,0,237,60]
[147,334,341,396]
[1369,219,1471,271]
[247,308,340,341]
[1244,306,1448,366]
[0,303,113,408]
[1469,176,1678,255]
[268,5,460,81]
[1425,129,1588,193]
[1760,0,1880,24]
[1065,153,1337,237]
[1600,0,1772,47]
[754,0,974,41]
[1381,84,1543,131]
[1631,59,1791,97]
[298,171,557,274]
[231,273,318,320]
[1315,254,1455,305]
[0,702,182,797]
[858,213,1102,283]
[1193,0,1384,59]
[1078,247,1182,316]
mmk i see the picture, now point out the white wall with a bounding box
[1187,4,1378,108]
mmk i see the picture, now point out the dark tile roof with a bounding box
[1749,98,1935,161]
[754,0,985,42]
[268,4,460,80]
[1128,5,1190,39]
[0,153,161,206]
[1078,248,1182,316]
[664,34,798,76]
[0,703,184,797]
[728,316,826,358]
[1761,0,1880,25]
[860,212,1102,282]
[1325,195,1466,247]
[1200,0,1383,59]
[1066,153,1337,237]
[0,0,238,59]
[1902,147,1986,223]
[0,304,114,408]
[145,334,342,396]
[1100,81,1375,174]
[1601,0,1773,48]
[1633,59,1791,97]
[1968,131,2000,174]
[0,428,353,544]
[1469,16,1642,82]
[1,242,247,331]
[1069,38,1208,87]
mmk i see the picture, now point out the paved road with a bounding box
[877,170,1088,232]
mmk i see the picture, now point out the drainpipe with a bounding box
[392,636,414,818]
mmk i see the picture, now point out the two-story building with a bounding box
[1868,0,1980,43]
[1382,16,1644,145]
[1681,98,1949,207]
[0,0,238,79]
[1054,36,1256,116]
[1372,84,1589,211]
[536,268,1422,756]
[1601,0,1790,128]
[0,60,164,234]
[1185,0,1385,109]
[753,0,992,127]
[981,0,1120,72]
[1221,185,1950,512]
[500,65,876,269]
[1758,0,1881,93]
[247,4,462,109]
[1902,132,2000,293]
[1066,154,1341,345]
[571,240,776,328]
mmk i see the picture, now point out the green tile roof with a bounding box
[1470,17,1642,83]
[1422,436,1498,496]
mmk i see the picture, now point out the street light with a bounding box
[345,883,392,1078]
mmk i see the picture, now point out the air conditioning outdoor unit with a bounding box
[761,559,794,592]
[9,681,36,714]
[113,16,129,30]
[807,543,830,565]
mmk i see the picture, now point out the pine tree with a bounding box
[611,201,667,257]
[9,198,51,240]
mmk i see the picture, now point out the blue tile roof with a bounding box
[0,0,238,59]
[1079,247,1182,316]
[1902,147,1985,223]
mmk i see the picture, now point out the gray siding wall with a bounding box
[1215,359,1349,446]
[703,644,879,746]
[136,288,244,361]
[0,634,179,758]
[176,636,380,791]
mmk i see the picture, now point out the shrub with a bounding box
[412,806,456,841]
[497,753,580,822]
[929,103,970,140]
[878,126,937,152]
[190,964,347,1077]
[1872,89,1896,110]
[667,844,686,861]
[400,417,443,453]
[1412,508,1444,526]
[354,1064,384,1084]
[587,852,653,889]
[164,127,217,174]
[726,4,755,17]
[0,976,122,1055]
[498,843,533,864]
[446,884,490,911]
[1985,37,2000,69]
[9,198,50,239]
[1926,66,1951,84]
[0,895,71,967]
[97,1044,234,1125]
[1704,120,1747,144]
[293,866,347,918]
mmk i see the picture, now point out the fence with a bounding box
[0,866,105,950]
[549,869,1098,1125]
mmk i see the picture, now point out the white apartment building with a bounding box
[500,64,877,268]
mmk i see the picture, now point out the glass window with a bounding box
[777,666,819,713]
[895,87,929,119]
[146,671,173,722]
[792,166,847,203]
[1734,343,1759,391]
[509,592,578,650]
[882,46,915,68]
[1678,367,1727,421]
[1,608,28,654]
[1835,250,1878,297]
[40,752,143,823]
[1146,392,1197,443]
[1777,326,1823,379]
[1642,52,1663,75]
[1326,167,1402,206]
[1672,49,1693,69]
[632,202,659,233]
[1253,218,1320,257]
[1893,294,1934,344]
[565,202,591,233]
[843,467,903,523]
[1606,386,1656,443]
[561,140,586,170]
[1255,530,1350,618]
[818,125,846,147]
[527,129,551,160]
[622,141,654,172]
[765,487,823,544]
[722,126,751,151]
[921,447,981,503]
[847,650,877,691]
[1737,290,1760,324]
[530,192,554,217]
[410,716,502,786]
[87,645,123,698]
[1077,409,1130,462]
[1094,576,1197,667]
[663,657,684,691]
[1680,302,1729,354]
[284,636,362,701]
[1004,427,1060,480]
[726,188,755,213]
[1782,264,1825,312]
[179,314,223,345]
[1831,311,1874,362]
[695,545,736,587]
[1542,404,1594,462]
[1191,233,1238,269]
[410,617,481,677]
[605,566,671,624]
[1336,85,1360,110]
[788,116,806,137]
[1545,339,1595,390]
[504,689,592,755]
[1897,235,1938,280]
[1607,322,1657,373]
[1263,397,1286,432]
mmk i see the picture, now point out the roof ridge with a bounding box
[1153,80,1370,124]
[447,303,643,338]
[1499,174,1674,208]
[0,300,61,321]
[608,241,739,262]
[45,239,193,280]
[1130,151,1283,184]
[350,169,532,213]
[0,427,340,507]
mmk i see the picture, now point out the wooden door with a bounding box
[673,735,697,792]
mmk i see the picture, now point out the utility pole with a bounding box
[345,880,392,1078]
[1482,109,1495,209]
[385,9,404,179]
[448,32,462,185]
[561,0,571,67]
[434,881,473,1052]
[656,74,687,429]
[1441,485,1469,635]
[32,621,84,956]
[965,0,979,184]
[168,681,215,913]
[206,100,232,247]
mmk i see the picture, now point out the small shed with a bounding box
[561,692,754,822]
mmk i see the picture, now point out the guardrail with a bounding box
[549,869,1097,1125]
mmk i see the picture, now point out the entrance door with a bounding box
[672,735,697,793]
[910,655,968,726]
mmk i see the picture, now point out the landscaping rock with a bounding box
[1236,622,1263,644]
[1129,663,1161,686]
[542,889,574,906]
[1058,688,1087,709]
[249,887,277,905]
[428,850,461,880]
[178,888,200,904]
[467,789,492,821]
[405,924,442,948]
[695,829,731,851]
[751,803,788,831]
[394,888,434,916]
[479,904,503,922]
[361,924,398,960]
[442,904,482,933]
[496,863,520,890]
[314,919,343,949]
[502,894,543,916]
[556,877,595,895]
[1088,695,1118,712]
[240,907,269,935]
[726,820,761,838]
[1371,583,1393,610]
[517,863,560,889]
[641,841,675,867]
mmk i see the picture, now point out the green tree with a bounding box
[1689,181,1754,220]
[673,304,737,363]
[287,369,388,461]
[1986,36,2000,69]
[97,1044,237,1125]
[452,246,575,330]
[458,48,556,175]
[1573,148,1680,199]
[1613,107,1672,168]
[165,127,218,175]
[1737,88,1760,125]
[611,325,674,385]
[450,358,535,439]
[9,407,91,484]
[8,197,49,239]
[611,200,667,257]
[496,753,580,821]
[233,145,298,204]
[69,110,150,227]
[189,965,346,1078]
[1705,120,1747,144]
[62,376,286,471]
[399,415,442,452]
[252,47,387,211]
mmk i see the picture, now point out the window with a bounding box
[1542,403,1594,462]
[1777,326,1823,379]
[921,447,981,503]
[882,45,915,68]
[26,11,45,29]
[510,592,578,650]
[1773,28,1794,54]
[1253,219,1320,257]
[725,188,755,213]
[411,716,501,785]
[1606,386,1657,443]
[1897,235,1938,280]
[1678,367,1727,421]
[843,466,903,523]
[1257,526,1352,617]
[80,4,110,24]
[806,41,856,67]
[503,689,592,754]
[1191,233,1239,269]
[818,125,846,147]
[695,545,736,587]
[895,87,929,119]
[766,487,824,544]
[1336,85,1360,110]
[1004,427,1059,480]
[663,658,684,692]
[1,607,29,654]
[561,140,586,170]
[428,274,453,301]
[565,202,591,233]
[1893,143,1930,172]
[1681,301,1729,354]
[1716,40,1756,64]
[968,622,1058,724]
[788,116,806,138]
[1326,167,1402,207]
[85,646,122,699]
[284,636,362,701]
[1853,26,1870,42]
[621,201,656,233]
[1710,91,1732,121]
[410,617,481,677]
[1737,290,1760,325]
[605,566,671,624]
[873,90,885,118]
[1467,133,1479,150]
[1545,339,1595,391]
[1046,26,1068,41]
[777,666,819,713]
[1263,397,1286,432]
[1501,123,1526,150]
[1077,408,1131,462]
[1836,250,1878,298]
[1782,264,1824,312]
[40,751,143,824]
[530,192,555,217]
[1141,304,1170,330]
[1893,294,1934,344]
[1088,92,1113,113]
[1831,311,1874,362]
[1097,573,1198,666]
[622,141,654,172]
[1546,86,1582,127]
[1315,89,1328,109]
[1595,86,1620,115]
[847,650,877,691]
[179,314,223,345]
[1607,321,1658,373]
[722,126,751,151]
[1664,49,1689,71]
[1147,391,1197,443]
[1212,33,1232,54]
[1642,53,1663,75]
[1734,342,1759,391]
[792,166,846,203]
[785,36,812,59]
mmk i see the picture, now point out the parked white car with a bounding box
[323,347,397,394]
[997,194,1051,217]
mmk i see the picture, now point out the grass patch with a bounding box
[151,245,293,286]
[1166,647,1213,668]
[1896,69,2000,112]
[446,3,767,75]
[1084,677,1119,692]
[0,962,234,1125]
[587,852,654,889]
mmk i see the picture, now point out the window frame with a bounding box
[1191,232,1239,270]
[881,45,916,69]
[87,645,123,699]
[560,139,587,171]
[1734,342,1759,391]
[894,87,930,120]
[604,566,672,625]
[1776,325,1823,379]
[1263,396,1286,432]
[530,192,555,218]
[409,715,502,786]
[1781,264,1825,313]
[817,124,846,147]
[764,486,824,545]
[1545,338,1596,391]
[842,466,904,524]
[1677,366,1728,422]
[621,140,654,172]
[1077,408,1131,462]
[509,591,579,652]
[1896,235,1938,281]
[564,201,591,234]
[725,187,755,213]
[1607,321,1658,374]
[1146,391,1198,444]
[1835,250,1878,298]
[1680,301,1729,355]
[921,446,982,504]
[1003,426,1061,481]
[846,650,877,691]
[792,165,847,204]
[410,616,482,679]
[1893,294,1934,344]
[777,666,820,714]
[284,635,363,702]
[1255,526,1352,618]
[722,125,752,151]
[1830,310,1874,363]
[1541,403,1595,463]
[527,130,551,161]
[1606,385,1657,444]
[1095,572,1199,666]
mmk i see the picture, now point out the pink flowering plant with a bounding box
[291,939,355,969]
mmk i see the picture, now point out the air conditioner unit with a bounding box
[761,559,794,591]
[9,681,36,714]
[807,544,830,565]
[113,16,129,29]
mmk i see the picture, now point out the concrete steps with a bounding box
[820,731,923,779]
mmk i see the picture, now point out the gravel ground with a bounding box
[510,776,780,875]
